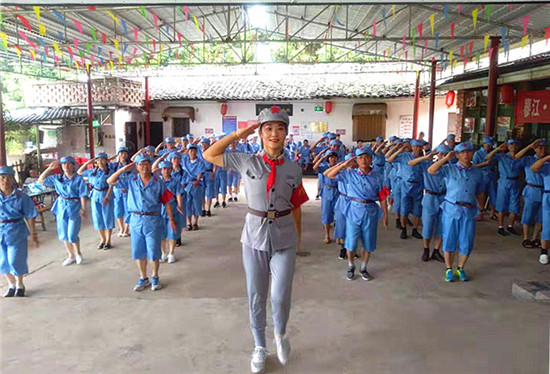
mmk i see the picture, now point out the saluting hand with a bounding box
[122,162,135,172]
[531,139,542,148]
[446,151,456,160]
[236,122,261,139]
[49,160,60,169]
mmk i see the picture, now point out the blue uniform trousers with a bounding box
[0,222,29,276]
[129,214,163,261]
[441,201,477,256]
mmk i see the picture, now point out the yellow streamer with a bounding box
[472,9,478,31]
[193,15,201,33]
[33,6,40,22]
[392,5,395,17]
[53,42,60,54]
[521,35,529,48]
[484,34,490,52]
[429,14,435,35]
[449,49,453,64]
[106,11,120,25]
[30,49,36,60]
[39,24,46,36]
[0,32,7,51]
[114,38,119,51]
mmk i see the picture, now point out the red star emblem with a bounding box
[270,105,281,113]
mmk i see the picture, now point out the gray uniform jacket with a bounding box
[223,151,304,252]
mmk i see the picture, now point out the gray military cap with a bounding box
[258,105,290,127]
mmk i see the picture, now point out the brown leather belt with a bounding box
[60,196,79,200]
[131,211,158,216]
[323,184,337,189]
[349,197,376,204]
[446,199,474,208]
[247,207,291,219]
[425,189,444,196]
[0,218,22,224]
[527,183,543,188]
[93,187,109,191]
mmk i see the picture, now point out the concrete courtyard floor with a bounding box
[1,176,550,374]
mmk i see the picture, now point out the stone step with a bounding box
[512,281,550,302]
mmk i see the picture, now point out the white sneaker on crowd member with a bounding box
[160,253,168,263]
[250,346,266,374]
[540,253,548,265]
[274,333,291,366]
[63,257,76,266]
[167,254,175,263]
[75,254,83,265]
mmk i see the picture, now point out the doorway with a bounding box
[124,122,138,155]
[150,121,163,147]
[352,115,386,141]
[173,117,190,137]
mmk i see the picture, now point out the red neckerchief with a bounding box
[262,153,285,200]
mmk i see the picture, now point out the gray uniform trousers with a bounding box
[242,244,296,347]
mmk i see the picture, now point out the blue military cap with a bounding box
[180,136,187,142]
[435,144,451,154]
[330,139,342,146]
[327,133,337,140]
[135,154,152,164]
[389,135,398,142]
[158,161,173,169]
[419,139,428,145]
[0,165,15,176]
[344,154,353,161]
[187,143,198,150]
[537,138,548,147]
[200,137,211,145]
[117,146,129,154]
[60,156,77,164]
[186,134,195,140]
[95,152,108,159]
[482,136,495,145]
[402,138,412,143]
[327,151,339,158]
[165,137,175,144]
[395,138,403,144]
[447,134,456,140]
[454,142,473,152]
[411,139,424,147]
[375,136,384,142]
[355,146,374,157]
[167,152,181,161]
[507,139,519,145]
[144,145,156,152]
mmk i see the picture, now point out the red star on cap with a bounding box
[270,105,281,113]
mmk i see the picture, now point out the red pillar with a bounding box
[485,36,501,137]
[428,60,437,148]
[412,71,421,139]
[0,79,6,165]
[145,76,151,145]
[86,68,95,159]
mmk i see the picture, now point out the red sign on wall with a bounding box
[515,90,550,125]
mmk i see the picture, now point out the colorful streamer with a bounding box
[16,14,32,32]
[33,6,40,22]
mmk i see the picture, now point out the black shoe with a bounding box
[522,239,534,248]
[201,210,207,217]
[228,197,233,202]
[338,247,347,260]
[97,242,105,249]
[315,195,320,200]
[103,243,112,250]
[497,227,510,236]
[347,267,355,281]
[2,287,15,298]
[431,249,445,263]
[532,239,542,248]
[14,288,25,297]
[360,269,372,281]
[176,238,182,247]
[507,226,520,236]
[412,228,422,239]
[234,196,238,202]
[421,248,430,262]
[193,224,199,230]
[395,218,402,230]
[207,210,212,217]
[214,202,220,208]
[400,228,408,239]
[186,224,193,231]
[222,202,227,208]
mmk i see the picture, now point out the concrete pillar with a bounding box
[485,36,501,137]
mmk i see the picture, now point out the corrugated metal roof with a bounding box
[5,107,112,125]
[149,74,428,101]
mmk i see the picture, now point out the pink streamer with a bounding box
[17,30,36,49]
[522,14,530,36]
[153,13,158,31]
[184,6,188,22]
[373,19,376,37]
[134,27,139,43]
[72,19,83,35]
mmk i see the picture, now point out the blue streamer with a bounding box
[382,8,387,28]
[501,26,507,44]
[121,19,128,37]
[36,37,45,46]
[123,43,128,55]
[435,32,439,49]
[443,5,448,23]
[97,47,102,56]
[165,24,170,34]
[52,9,67,25]
[57,31,64,41]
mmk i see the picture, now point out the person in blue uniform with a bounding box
[486,139,522,236]
[408,145,449,262]
[107,154,176,291]
[314,151,340,244]
[325,147,389,281]
[156,160,184,264]
[131,145,157,162]
[214,135,229,208]
[200,137,217,217]
[249,135,261,154]
[385,139,405,229]
[387,138,424,240]
[531,152,550,264]
[78,153,116,249]
[428,142,485,282]
[334,154,356,259]
[227,141,242,202]
[0,165,39,297]
[111,147,132,237]
[296,139,311,172]
[157,137,177,157]
[310,133,331,199]
[203,106,309,373]
[472,137,498,220]
[39,157,89,266]
[515,139,548,248]
[182,143,206,230]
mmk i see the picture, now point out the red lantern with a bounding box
[500,85,514,104]
[220,103,228,116]
[325,100,333,114]
[445,91,455,107]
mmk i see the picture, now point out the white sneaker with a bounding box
[167,254,175,263]
[160,253,168,263]
[75,254,83,265]
[274,334,291,366]
[63,257,76,266]
[250,346,266,374]
[540,254,548,265]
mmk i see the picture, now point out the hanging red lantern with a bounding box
[445,91,455,107]
[500,85,514,104]
[325,100,333,114]
[220,102,228,116]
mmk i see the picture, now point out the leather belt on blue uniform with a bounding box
[445,199,474,208]
[507,177,519,180]
[205,169,214,172]
[130,211,158,216]
[339,193,348,197]
[425,189,444,196]
[247,207,291,219]
[323,184,337,189]
[545,191,550,194]
[349,197,376,204]
[527,183,543,188]
[60,196,79,200]
[0,218,22,224]
[407,180,420,183]
[93,187,109,191]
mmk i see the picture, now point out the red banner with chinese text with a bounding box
[515,90,550,125]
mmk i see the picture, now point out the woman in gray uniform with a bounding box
[204,106,309,374]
